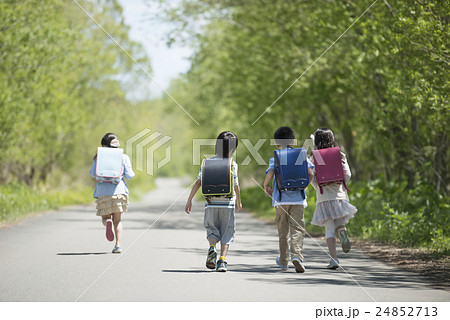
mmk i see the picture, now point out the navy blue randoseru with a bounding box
[273,148,310,201]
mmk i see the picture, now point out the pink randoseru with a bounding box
[312,146,350,194]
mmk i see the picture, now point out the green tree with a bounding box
[155,0,449,191]
[0,0,152,186]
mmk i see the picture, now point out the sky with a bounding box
[117,0,193,99]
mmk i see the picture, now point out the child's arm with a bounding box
[263,169,274,197]
[185,179,201,214]
[89,160,96,178]
[310,174,318,190]
[235,185,242,212]
[123,154,135,180]
[307,158,317,189]
[341,153,352,183]
[308,167,314,181]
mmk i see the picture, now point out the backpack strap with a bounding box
[343,181,350,193]
[300,189,306,199]
[319,185,324,194]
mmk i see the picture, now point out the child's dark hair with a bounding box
[101,132,118,147]
[93,133,118,160]
[274,126,295,147]
[314,128,337,149]
[216,131,238,158]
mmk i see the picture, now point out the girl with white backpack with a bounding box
[89,133,135,253]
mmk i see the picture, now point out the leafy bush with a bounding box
[242,180,449,254]
[240,186,273,219]
[348,180,449,253]
[240,185,323,235]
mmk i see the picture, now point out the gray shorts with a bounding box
[204,207,236,245]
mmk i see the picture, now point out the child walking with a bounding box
[263,126,314,273]
[185,131,242,272]
[89,133,135,253]
[310,128,357,269]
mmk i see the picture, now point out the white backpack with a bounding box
[95,147,124,184]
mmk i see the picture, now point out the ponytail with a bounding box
[93,132,119,160]
[215,131,238,158]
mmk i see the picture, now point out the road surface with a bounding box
[0,178,448,302]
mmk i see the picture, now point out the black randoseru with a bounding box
[201,158,232,195]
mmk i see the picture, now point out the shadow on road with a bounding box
[57,252,109,256]
[162,269,213,274]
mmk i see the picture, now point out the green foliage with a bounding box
[2,0,448,258]
[0,183,92,225]
[0,170,155,225]
[240,186,273,219]
[349,179,449,253]
[0,0,153,186]
[154,0,449,252]
[240,185,323,235]
[156,0,449,189]
[0,0,163,222]
[242,180,449,253]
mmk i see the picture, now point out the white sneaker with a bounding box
[338,228,351,253]
[292,257,305,273]
[276,256,289,271]
[112,246,122,254]
[327,258,339,269]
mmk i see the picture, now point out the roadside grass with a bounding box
[241,180,450,254]
[0,171,155,226]
[0,183,93,226]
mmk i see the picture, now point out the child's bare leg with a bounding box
[101,215,112,226]
[326,237,337,258]
[112,212,122,247]
[220,243,229,259]
[208,237,218,247]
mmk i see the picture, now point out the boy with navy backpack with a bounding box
[263,127,314,273]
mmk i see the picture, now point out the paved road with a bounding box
[0,178,448,302]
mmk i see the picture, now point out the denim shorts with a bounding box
[204,207,236,244]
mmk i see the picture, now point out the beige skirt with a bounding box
[96,195,129,216]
